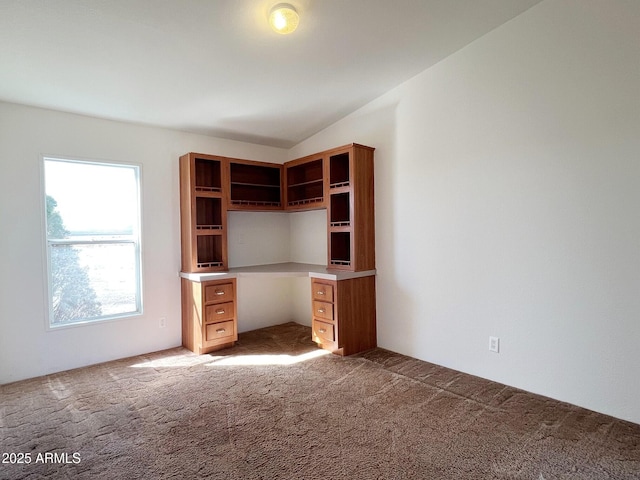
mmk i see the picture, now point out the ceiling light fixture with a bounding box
[269,3,299,35]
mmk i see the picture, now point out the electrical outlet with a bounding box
[159,317,166,328]
[489,336,500,353]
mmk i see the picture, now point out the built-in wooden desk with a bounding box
[179,262,376,282]
[179,263,377,356]
[179,144,376,356]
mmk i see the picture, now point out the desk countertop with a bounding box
[179,262,376,282]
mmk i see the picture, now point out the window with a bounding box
[43,157,142,327]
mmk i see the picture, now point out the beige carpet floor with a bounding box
[1,322,639,479]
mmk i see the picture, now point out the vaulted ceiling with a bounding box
[0,0,543,147]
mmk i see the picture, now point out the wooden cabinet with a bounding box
[311,276,376,356]
[283,143,376,272]
[326,144,375,271]
[284,155,325,209]
[228,159,283,210]
[180,154,284,274]
[179,143,376,356]
[180,144,374,274]
[182,278,238,354]
[179,153,228,272]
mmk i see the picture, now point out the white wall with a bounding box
[227,209,326,331]
[288,0,640,424]
[0,102,287,384]
[0,103,330,383]
[289,210,328,325]
[2,0,638,425]
[228,211,291,267]
[227,209,327,267]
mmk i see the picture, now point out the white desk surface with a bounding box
[179,262,376,282]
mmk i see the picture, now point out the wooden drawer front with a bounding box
[312,281,334,302]
[313,300,334,321]
[313,320,335,343]
[205,302,234,323]
[205,320,235,342]
[204,283,234,304]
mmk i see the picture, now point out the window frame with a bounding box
[41,155,144,330]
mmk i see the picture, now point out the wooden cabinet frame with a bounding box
[181,278,238,354]
[179,153,229,273]
[179,143,376,356]
[284,154,326,210]
[311,276,377,356]
[227,158,283,211]
[325,144,375,271]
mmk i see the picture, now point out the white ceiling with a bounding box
[0,0,543,148]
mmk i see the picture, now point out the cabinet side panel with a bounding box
[179,154,195,272]
[336,275,377,355]
[181,279,204,353]
[220,159,230,269]
[353,147,375,271]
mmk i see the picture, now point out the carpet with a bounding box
[1,322,639,479]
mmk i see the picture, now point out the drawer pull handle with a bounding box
[316,290,325,295]
[317,308,325,314]
[318,328,326,334]
[216,309,225,315]
[216,328,226,334]
[215,290,225,296]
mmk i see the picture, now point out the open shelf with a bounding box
[287,159,324,206]
[330,192,350,227]
[196,197,223,230]
[230,184,281,207]
[196,235,223,269]
[329,231,351,267]
[194,158,222,192]
[330,152,350,188]
[287,181,323,206]
[182,144,373,274]
[287,158,322,185]
[230,162,282,207]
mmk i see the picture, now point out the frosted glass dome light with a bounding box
[269,3,299,34]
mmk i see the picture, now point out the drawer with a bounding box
[204,282,234,304]
[313,300,334,321]
[312,281,334,302]
[205,301,235,323]
[205,320,235,342]
[313,319,335,343]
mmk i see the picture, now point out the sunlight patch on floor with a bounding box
[130,354,216,368]
[129,349,330,368]
[206,349,330,366]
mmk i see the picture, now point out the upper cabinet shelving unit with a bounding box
[228,159,283,210]
[326,144,375,271]
[329,151,350,188]
[194,157,222,192]
[285,156,325,209]
[179,144,375,273]
[180,153,228,272]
